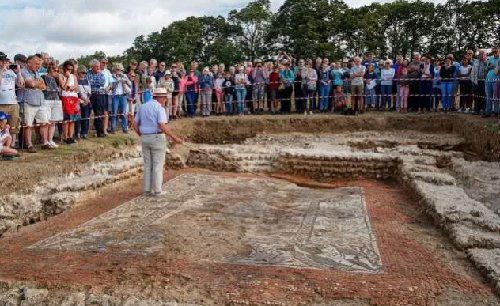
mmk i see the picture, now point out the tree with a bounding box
[228,0,272,61]
[124,16,242,67]
[78,0,499,65]
[269,0,348,59]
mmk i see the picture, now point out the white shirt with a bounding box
[380,68,395,86]
[0,70,17,104]
[350,65,366,86]
[102,68,113,92]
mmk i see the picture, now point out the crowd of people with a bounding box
[0,48,500,159]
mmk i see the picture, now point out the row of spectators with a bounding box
[0,49,499,157]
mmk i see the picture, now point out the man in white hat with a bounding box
[133,87,183,196]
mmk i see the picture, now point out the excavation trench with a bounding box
[1,114,500,305]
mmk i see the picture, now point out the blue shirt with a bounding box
[134,100,167,135]
[20,68,44,106]
[279,69,294,86]
[486,56,499,82]
[330,69,343,86]
[87,70,106,94]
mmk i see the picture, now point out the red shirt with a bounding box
[269,72,280,90]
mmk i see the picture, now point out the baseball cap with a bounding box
[0,111,12,121]
[0,52,9,61]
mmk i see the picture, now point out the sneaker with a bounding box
[304,111,307,115]
[152,191,167,197]
[49,141,59,148]
[309,111,313,115]
[26,146,37,153]
[41,144,53,150]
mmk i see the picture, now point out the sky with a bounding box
[0,0,445,61]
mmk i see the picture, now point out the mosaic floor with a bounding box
[30,174,382,272]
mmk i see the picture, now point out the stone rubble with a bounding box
[0,148,143,238]
[0,285,203,306]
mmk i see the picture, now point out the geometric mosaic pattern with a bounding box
[30,174,382,272]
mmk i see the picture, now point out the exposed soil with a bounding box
[0,169,498,305]
[169,113,500,161]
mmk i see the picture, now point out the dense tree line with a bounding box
[78,0,500,67]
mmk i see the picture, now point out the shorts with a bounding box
[22,103,49,127]
[0,103,20,134]
[43,99,64,122]
[64,114,81,122]
[350,84,364,96]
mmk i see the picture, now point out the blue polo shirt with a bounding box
[134,100,167,135]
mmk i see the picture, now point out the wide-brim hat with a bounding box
[152,87,168,97]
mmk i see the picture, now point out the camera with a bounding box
[9,64,17,70]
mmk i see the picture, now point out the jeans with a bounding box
[236,88,246,114]
[441,81,454,110]
[141,134,167,193]
[319,84,330,111]
[252,83,265,110]
[380,85,392,109]
[186,91,197,117]
[365,87,376,107]
[75,103,92,136]
[225,94,233,114]
[485,81,497,115]
[111,95,128,131]
[200,90,212,116]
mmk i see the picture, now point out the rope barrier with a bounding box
[10,91,499,129]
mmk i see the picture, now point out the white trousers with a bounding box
[141,134,167,193]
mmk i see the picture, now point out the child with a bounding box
[364,63,377,108]
[0,112,18,158]
[215,72,225,115]
[223,73,235,115]
[399,66,410,113]
[164,71,175,120]
[333,86,348,114]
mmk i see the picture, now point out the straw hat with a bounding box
[153,87,168,97]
